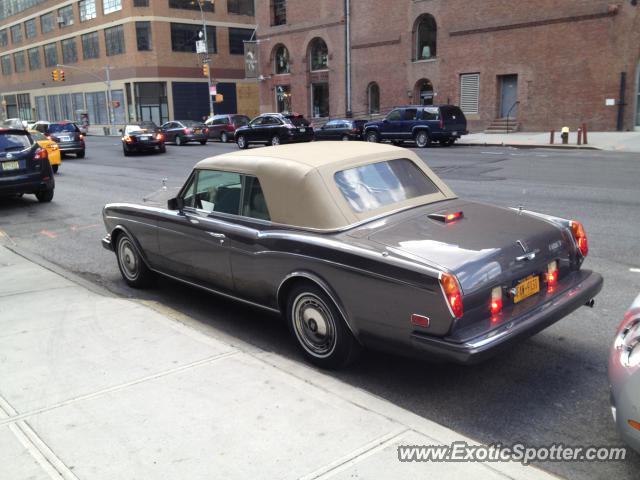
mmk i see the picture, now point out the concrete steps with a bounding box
[485,118,520,134]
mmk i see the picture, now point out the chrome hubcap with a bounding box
[272,136,280,145]
[238,137,245,147]
[292,293,336,357]
[118,239,138,280]
[417,133,427,145]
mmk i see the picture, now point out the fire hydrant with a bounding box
[561,126,570,145]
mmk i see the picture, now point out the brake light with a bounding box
[184,128,191,134]
[440,272,463,318]
[35,148,48,160]
[570,220,588,257]
[546,261,558,287]
[156,133,164,141]
[351,128,359,133]
[629,419,640,431]
[123,135,133,143]
[79,134,85,141]
[490,287,503,315]
[204,128,209,134]
[439,118,444,129]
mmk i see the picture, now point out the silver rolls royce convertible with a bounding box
[101,142,602,369]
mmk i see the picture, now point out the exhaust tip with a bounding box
[585,299,595,308]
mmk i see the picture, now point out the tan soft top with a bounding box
[195,142,456,231]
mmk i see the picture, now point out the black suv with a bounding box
[235,113,313,149]
[363,105,468,147]
[0,128,55,202]
[34,121,85,158]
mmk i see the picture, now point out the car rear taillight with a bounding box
[546,261,558,288]
[203,127,209,134]
[123,135,133,143]
[351,128,359,133]
[440,272,463,318]
[439,118,444,129]
[570,220,588,257]
[79,134,85,140]
[184,128,191,134]
[156,133,164,141]
[490,287,503,315]
[35,148,48,160]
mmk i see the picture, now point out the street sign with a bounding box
[209,85,217,96]
[196,40,207,54]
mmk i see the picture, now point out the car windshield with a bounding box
[139,122,158,130]
[285,115,310,127]
[233,116,249,126]
[49,123,79,133]
[334,158,440,213]
[0,132,32,152]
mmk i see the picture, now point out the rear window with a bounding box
[182,120,203,127]
[232,116,249,126]
[285,115,310,127]
[139,121,158,130]
[49,123,79,133]
[441,107,465,122]
[0,132,32,152]
[334,159,440,213]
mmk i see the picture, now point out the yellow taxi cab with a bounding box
[29,129,61,173]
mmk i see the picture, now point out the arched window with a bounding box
[415,14,437,60]
[309,38,328,71]
[274,44,290,74]
[415,79,434,105]
[367,82,380,114]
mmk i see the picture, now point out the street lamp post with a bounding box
[196,0,215,117]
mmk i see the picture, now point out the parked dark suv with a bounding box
[0,127,55,202]
[235,113,313,148]
[363,105,468,147]
[34,121,86,158]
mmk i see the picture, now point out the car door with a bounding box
[161,122,174,142]
[399,108,418,139]
[263,116,283,142]
[380,109,403,139]
[156,169,240,292]
[245,116,265,143]
[316,120,335,140]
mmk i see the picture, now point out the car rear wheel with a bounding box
[286,283,360,369]
[36,188,54,203]
[175,136,183,146]
[341,135,350,141]
[271,135,281,146]
[158,144,166,153]
[415,131,430,148]
[199,140,207,145]
[220,132,228,143]
[123,144,131,156]
[52,164,59,173]
[115,233,153,288]
[237,135,248,149]
[76,150,86,158]
[366,131,379,143]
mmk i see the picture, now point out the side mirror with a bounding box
[168,197,184,211]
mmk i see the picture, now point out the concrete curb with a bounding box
[458,142,601,151]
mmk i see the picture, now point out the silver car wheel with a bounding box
[292,293,337,358]
[237,135,246,149]
[118,237,139,281]
[271,135,280,146]
[415,131,429,148]
[366,131,378,143]
[221,132,228,143]
[342,135,350,141]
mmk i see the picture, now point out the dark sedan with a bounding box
[44,122,85,158]
[0,127,54,202]
[121,122,166,155]
[205,114,250,143]
[101,142,602,369]
[234,113,313,148]
[160,120,209,146]
[314,119,367,141]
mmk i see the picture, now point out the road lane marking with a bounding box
[39,230,57,239]
[481,152,503,155]
[70,223,101,232]
[630,268,640,273]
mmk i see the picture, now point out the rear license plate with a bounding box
[1,161,19,171]
[299,127,306,133]
[194,129,201,134]
[60,136,71,142]
[141,135,152,140]
[514,275,540,303]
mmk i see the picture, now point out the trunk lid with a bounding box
[366,200,570,293]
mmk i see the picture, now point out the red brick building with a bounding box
[256,0,640,132]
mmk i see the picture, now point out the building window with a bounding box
[28,47,41,70]
[35,96,47,120]
[415,79,434,105]
[58,5,74,28]
[48,95,61,122]
[229,28,253,55]
[62,38,78,64]
[10,24,23,43]
[415,14,437,60]
[367,82,380,114]
[79,0,97,22]
[18,94,32,121]
[86,91,108,124]
[169,0,214,12]
[134,0,149,5]
[311,83,329,118]
[275,85,291,113]
[13,51,26,73]
[1,55,12,75]
[41,12,55,34]
[0,30,7,47]
[135,82,169,125]
[170,23,216,53]
[43,43,58,67]
[105,25,125,56]
[103,0,122,14]
[309,38,328,71]
[271,0,286,26]
[59,93,73,120]
[81,31,100,59]
[459,73,480,114]
[274,45,290,74]
[1,0,48,22]
[25,19,37,39]
[136,22,152,51]
[4,95,18,118]
[227,0,254,15]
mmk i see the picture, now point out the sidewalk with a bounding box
[458,131,640,153]
[0,246,559,480]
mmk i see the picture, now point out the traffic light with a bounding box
[202,63,209,77]
[214,94,224,103]
[59,69,65,81]
[51,69,59,81]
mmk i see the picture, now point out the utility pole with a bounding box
[197,0,215,117]
[57,63,114,134]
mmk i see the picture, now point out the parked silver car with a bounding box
[609,293,640,454]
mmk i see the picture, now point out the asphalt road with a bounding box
[1,137,639,480]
